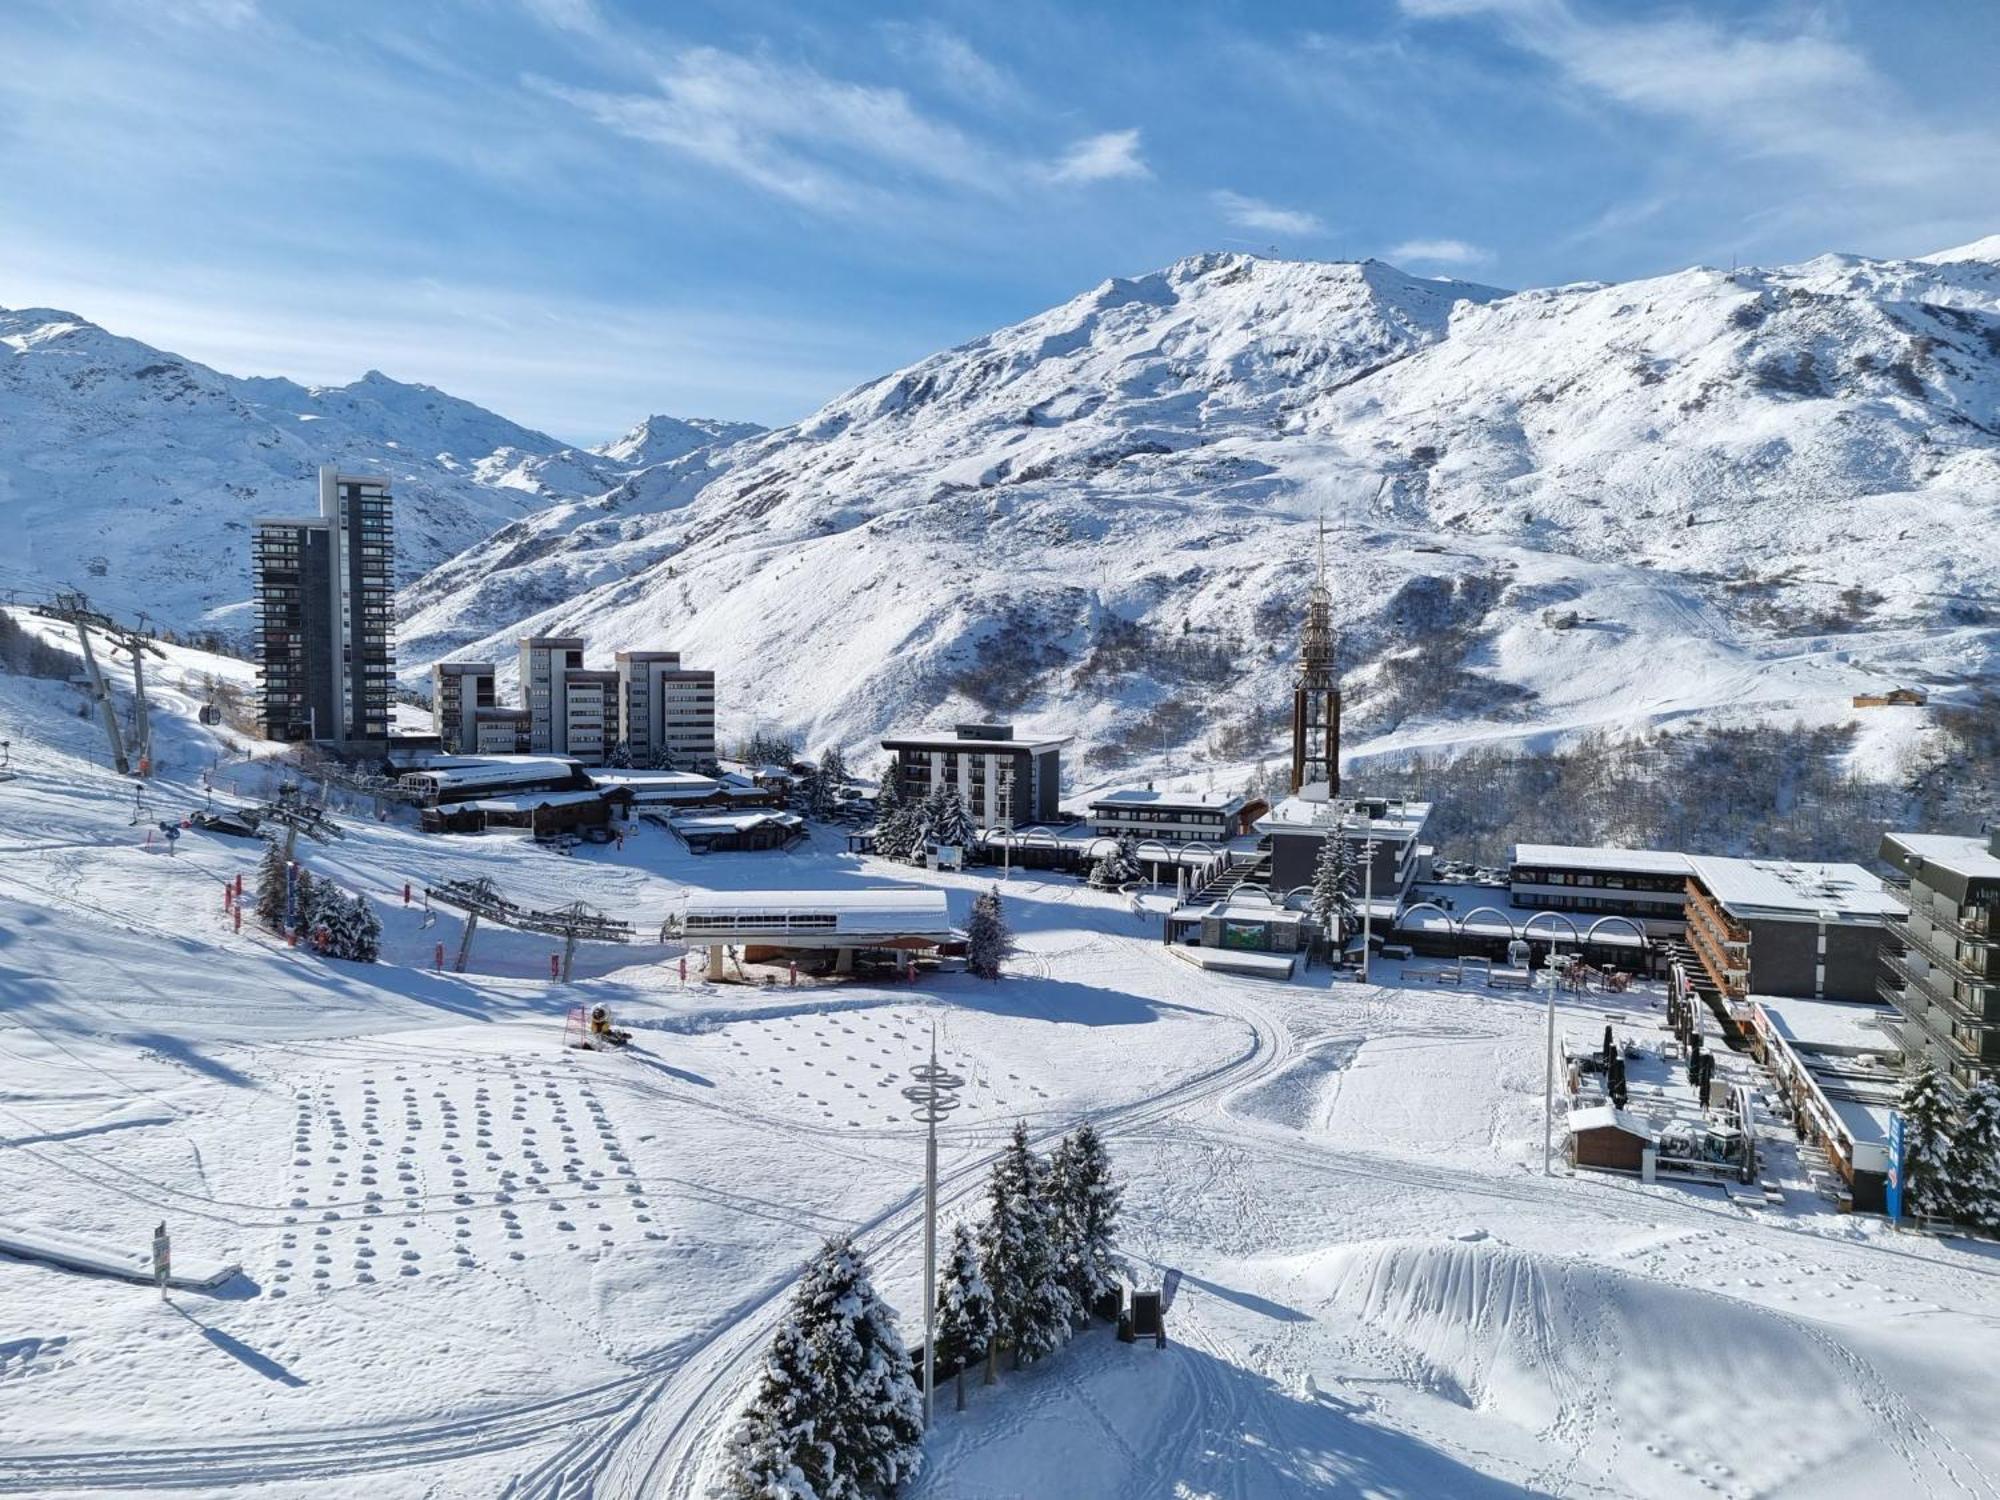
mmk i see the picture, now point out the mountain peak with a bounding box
[1920,233,2000,265]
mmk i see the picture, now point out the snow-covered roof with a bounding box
[881,730,1072,753]
[1885,831,2000,881]
[1567,1104,1653,1139]
[1089,788,1247,812]
[1257,795,1431,841]
[1687,856,1900,923]
[587,770,720,798]
[461,789,605,813]
[1749,995,1896,1058]
[1511,844,1693,877]
[678,888,951,937]
[399,756,582,792]
[671,811,804,835]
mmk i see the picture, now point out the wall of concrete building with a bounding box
[1271,830,1406,896]
[1745,917,1886,1002]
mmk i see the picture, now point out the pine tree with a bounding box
[872,766,920,863]
[1049,1124,1122,1320]
[965,886,1009,980]
[348,891,382,964]
[818,745,848,790]
[293,868,322,945]
[254,840,290,931]
[1089,832,1141,889]
[979,1121,1075,1371]
[934,1222,995,1412]
[1900,1062,1957,1220]
[793,1236,923,1499]
[1308,832,1349,949]
[716,1318,831,1500]
[607,740,634,769]
[919,786,975,854]
[1947,1080,2000,1233]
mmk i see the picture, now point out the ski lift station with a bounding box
[669,888,955,979]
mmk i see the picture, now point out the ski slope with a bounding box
[2,643,1999,1498]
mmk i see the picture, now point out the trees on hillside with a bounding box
[965,887,1009,980]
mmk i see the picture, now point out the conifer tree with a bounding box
[1089,832,1142,889]
[254,840,291,931]
[1947,1080,2000,1233]
[1309,833,1357,950]
[965,886,1009,980]
[1049,1124,1122,1320]
[919,786,975,855]
[793,1236,923,1498]
[348,891,382,964]
[979,1121,1075,1371]
[818,745,848,789]
[934,1222,996,1412]
[1900,1062,1957,1219]
[873,766,920,863]
[293,868,322,944]
[717,1319,831,1500]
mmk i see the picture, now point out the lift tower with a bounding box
[34,592,128,775]
[1288,521,1341,796]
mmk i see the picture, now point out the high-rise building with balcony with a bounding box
[615,650,717,769]
[1878,831,2000,1096]
[431,661,495,754]
[254,466,394,746]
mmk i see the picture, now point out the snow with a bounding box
[6,635,2000,1498]
[1511,843,1694,876]
[1890,831,2000,880]
[1684,855,1904,920]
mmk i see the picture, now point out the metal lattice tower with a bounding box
[424,877,633,978]
[1290,517,1342,796]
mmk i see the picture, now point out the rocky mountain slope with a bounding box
[0,308,753,634]
[400,245,2000,787]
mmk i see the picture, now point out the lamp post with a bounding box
[1542,956,1557,1176]
[902,1026,965,1427]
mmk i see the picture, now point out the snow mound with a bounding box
[1303,1238,1936,1494]
[1228,1038,1360,1131]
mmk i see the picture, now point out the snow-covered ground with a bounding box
[3,647,1998,1499]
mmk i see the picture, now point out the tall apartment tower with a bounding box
[518,637,586,756]
[1289,521,1341,797]
[431,661,495,754]
[1878,829,2000,1096]
[254,465,395,745]
[615,650,717,768]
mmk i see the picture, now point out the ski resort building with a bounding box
[1681,857,1897,1008]
[1086,787,1264,844]
[1877,830,2000,1095]
[1259,794,1433,904]
[615,651,717,768]
[1509,845,1694,932]
[519,637,586,757]
[431,661,495,754]
[1747,995,1901,1212]
[880,723,1068,828]
[253,465,394,747]
[673,889,954,977]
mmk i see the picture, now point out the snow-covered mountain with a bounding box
[596,413,766,469]
[401,245,2000,784]
[0,308,748,635]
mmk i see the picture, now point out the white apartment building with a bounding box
[616,650,717,768]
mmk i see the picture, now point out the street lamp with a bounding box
[902,1026,965,1427]
[1542,956,1558,1176]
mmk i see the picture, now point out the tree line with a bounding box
[1894,1065,2000,1232]
[253,841,381,962]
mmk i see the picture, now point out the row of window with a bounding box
[685,912,839,933]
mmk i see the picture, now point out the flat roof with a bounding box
[588,771,719,791]
[881,732,1071,753]
[1569,1104,1653,1138]
[1688,855,1900,922]
[672,811,803,834]
[1256,795,1432,840]
[1511,844,1693,877]
[433,661,495,673]
[1089,788,1247,811]
[400,755,580,790]
[1885,831,2000,881]
[1751,995,1897,1057]
[463,789,605,813]
[679,888,950,936]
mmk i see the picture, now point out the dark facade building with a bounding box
[432,661,495,755]
[880,723,1067,828]
[254,466,394,747]
[1683,856,1897,1007]
[1508,844,1693,931]
[1878,830,2000,1096]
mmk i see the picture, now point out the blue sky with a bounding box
[2,0,1994,443]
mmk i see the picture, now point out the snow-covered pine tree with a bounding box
[1049,1123,1122,1321]
[979,1121,1075,1370]
[1900,1062,1957,1220]
[872,766,919,863]
[715,1318,831,1500]
[965,886,1009,980]
[921,786,976,855]
[1308,833,1346,950]
[348,891,382,964]
[648,743,678,771]
[292,868,322,944]
[818,745,848,790]
[607,740,634,769]
[1089,831,1141,889]
[934,1222,996,1411]
[254,840,290,931]
[1947,1080,2000,1233]
[793,1236,923,1498]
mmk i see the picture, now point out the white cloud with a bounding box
[1047,128,1149,184]
[1211,189,1325,237]
[1388,237,1490,266]
[1400,0,1999,195]
[880,22,1022,110]
[533,47,994,210]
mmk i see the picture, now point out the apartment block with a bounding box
[1878,831,2000,1095]
[879,722,1068,828]
[615,650,717,768]
[431,661,495,755]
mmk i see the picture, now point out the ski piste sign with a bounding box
[151,1222,171,1295]
[1885,1110,1905,1222]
